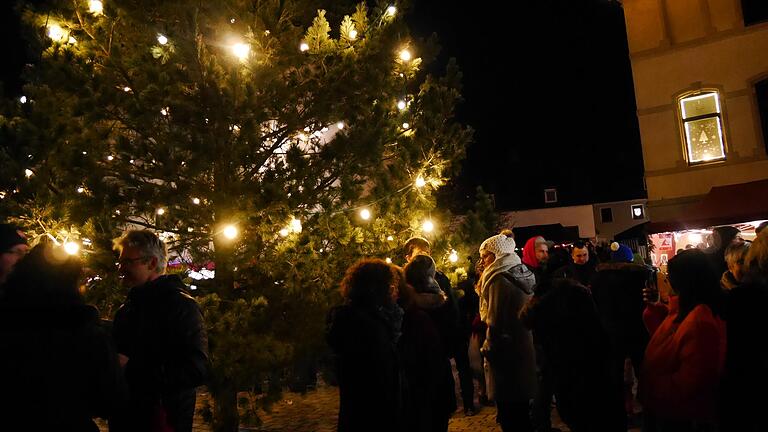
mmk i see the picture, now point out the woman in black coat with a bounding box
[0,243,126,431]
[327,259,404,432]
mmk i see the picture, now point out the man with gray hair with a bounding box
[110,230,208,432]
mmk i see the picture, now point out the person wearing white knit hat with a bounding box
[477,230,537,431]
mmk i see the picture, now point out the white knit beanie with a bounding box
[479,232,516,256]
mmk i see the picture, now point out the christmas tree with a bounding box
[0,0,474,429]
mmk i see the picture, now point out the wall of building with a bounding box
[593,199,650,241]
[623,0,768,217]
[499,205,596,238]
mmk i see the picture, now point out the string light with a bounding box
[89,0,104,15]
[223,225,238,239]
[414,176,426,188]
[422,220,434,233]
[387,5,397,16]
[300,42,309,52]
[231,42,250,61]
[156,208,165,215]
[68,36,77,44]
[337,122,345,129]
[449,250,458,263]
[290,218,302,233]
[64,241,80,255]
[160,107,169,116]
[279,228,290,237]
[192,197,200,205]
[123,86,131,92]
[19,96,27,104]
[24,169,33,178]
[157,34,168,45]
[385,258,392,264]
[107,155,114,161]
[399,49,412,61]
[77,187,85,193]
[187,227,194,232]
[349,29,358,40]
[47,24,67,42]
[360,208,371,220]
[402,122,410,129]
[397,100,407,110]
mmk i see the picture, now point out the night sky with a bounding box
[0,0,646,212]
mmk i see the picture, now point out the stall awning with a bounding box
[647,179,768,233]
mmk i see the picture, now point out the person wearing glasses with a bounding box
[0,223,29,291]
[110,230,208,432]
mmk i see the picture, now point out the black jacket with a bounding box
[0,302,126,431]
[111,275,208,432]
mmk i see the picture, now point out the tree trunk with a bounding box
[211,378,239,432]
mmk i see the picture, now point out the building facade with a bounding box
[622,0,768,222]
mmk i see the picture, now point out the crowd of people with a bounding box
[327,222,768,432]
[0,226,208,431]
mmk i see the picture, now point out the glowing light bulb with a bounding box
[349,29,358,40]
[397,100,406,110]
[89,0,103,15]
[300,42,309,52]
[414,176,426,188]
[107,155,114,161]
[123,87,131,92]
[48,24,66,42]
[399,49,411,61]
[160,107,169,116]
[337,122,345,129]
[385,257,392,264]
[387,5,397,16]
[402,122,410,129]
[449,250,458,263]
[157,34,168,45]
[279,228,290,237]
[360,208,371,220]
[156,208,165,215]
[24,169,33,178]
[77,187,85,193]
[231,42,250,61]
[64,241,80,255]
[192,197,200,205]
[68,36,77,44]
[422,220,434,233]
[223,225,238,239]
[387,235,394,241]
[290,218,302,233]
[19,96,27,104]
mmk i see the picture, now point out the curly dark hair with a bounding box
[340,259,397,307]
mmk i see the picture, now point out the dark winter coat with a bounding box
[399,292,456,431]
[720,281,768,431]
[484,268,538,401]
[111,275,209,432]
[0,302,126,431]
[551,262,597,288]
[327,304,403,432]
[521,280,625,431]
[591,262,652,356]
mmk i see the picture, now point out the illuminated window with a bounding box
[679,91,726,164]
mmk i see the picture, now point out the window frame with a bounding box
[677,90,728,166]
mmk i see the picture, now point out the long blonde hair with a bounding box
[744,231,768,284]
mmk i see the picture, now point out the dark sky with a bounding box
[1,0,646,212]
[408,0,646,211]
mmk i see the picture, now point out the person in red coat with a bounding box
[640,249,726,431]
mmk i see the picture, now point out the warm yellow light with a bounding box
[290,218,302,233]
[107,155,114,161]
[19,96,27,104]
[24,169,33,178]
[47,24,67,42]
[187,227,194,232]
[231,42,250,61]
[223,225,238,239]
[89,0,104,15]
[157,34,168,45]
[192,197,200,205]
[77,187,85,193]
[123,86,131,92]
[68,36,77,44]
[385,257,392,264]
[387,5,397,16]
[402,122,410,129]
[399,49,411,61]
[349,29,358,40]
[414,176,426,188]
[337,122,345,129]
[422,220,434,233]
[397,100,407,110]
[279,228,290,237]
[387,235,394,241]
[156,208,165,215]
[360,208,371,220]
[300,42,309,52]
[64,241,80,255]
[449,250,458,263]
[160,107,169,116]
